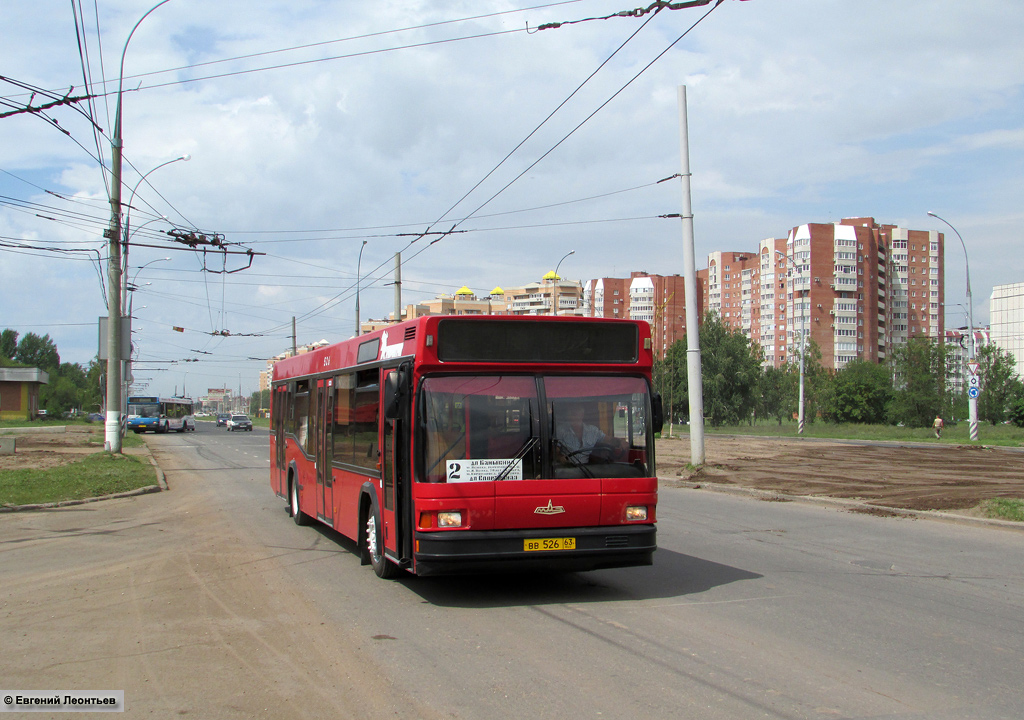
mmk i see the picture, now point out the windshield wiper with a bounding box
[493,436,538,482]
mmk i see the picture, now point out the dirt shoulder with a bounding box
[656,435,1024,513]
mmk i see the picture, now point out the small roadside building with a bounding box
[0,368,50,421]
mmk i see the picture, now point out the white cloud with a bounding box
[2,0,1022,393]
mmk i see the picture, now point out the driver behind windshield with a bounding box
[555,404,625,463]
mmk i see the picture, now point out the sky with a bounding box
[2,0,1022,400]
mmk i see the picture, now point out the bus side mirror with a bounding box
[383,365,409,421]
[651,393,664,434]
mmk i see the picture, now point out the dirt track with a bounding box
[657,435,1024,512]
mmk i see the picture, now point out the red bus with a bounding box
[270,315,663,578]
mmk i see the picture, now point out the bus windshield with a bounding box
[128,401,160,418]
[419,374,653,483]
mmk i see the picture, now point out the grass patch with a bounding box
[978,498,1024,523]
[0,453,157,506]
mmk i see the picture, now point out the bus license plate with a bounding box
[524,537,576,552]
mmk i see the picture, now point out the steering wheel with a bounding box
[588,441,624,463]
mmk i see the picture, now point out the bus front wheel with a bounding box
[365,497,400,579]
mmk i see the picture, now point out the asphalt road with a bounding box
[1,424,1022,719]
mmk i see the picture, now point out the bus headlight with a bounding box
[625,505,648,522]
[437,511,462,528]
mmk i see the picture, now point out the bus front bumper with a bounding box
[412,525,655,577]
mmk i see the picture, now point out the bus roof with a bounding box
[271,315,652,384]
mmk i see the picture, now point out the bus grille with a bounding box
[605,535,630,548]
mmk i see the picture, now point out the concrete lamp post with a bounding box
[928,211,978,441]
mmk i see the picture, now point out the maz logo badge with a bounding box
[534,500,565,515]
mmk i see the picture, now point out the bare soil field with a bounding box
[0,428,148,472]
[657,435,1024,512]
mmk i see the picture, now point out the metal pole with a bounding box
[928,211,977,441]
[554,250,575,317]
[105,119,123,452]
[355,240,367,335]
[777,249,805,434]
[677,86,704,465]
[798,282,806,435]
[104,0,173,453]
[394,252,402,323]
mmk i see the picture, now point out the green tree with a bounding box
[14,332,60,372]
[249,389,270,416]
[1008,397,1024,428]
[1,329,18,360]
[39,362,93,415]
[653,340,688,423]
[975,344,1022,425]
[673,312,764,427]
[796,340,830,426]
[757,364,797,426]
[887,337,951,427]
[821,360,893,424]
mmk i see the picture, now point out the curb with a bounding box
[0,450,167,514]
[667,478,1024,533]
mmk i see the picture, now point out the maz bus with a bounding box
[270,315,662,578]
[126,396,196,433]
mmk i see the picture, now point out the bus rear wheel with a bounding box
[289,479,310,526]
[365,499,400,579]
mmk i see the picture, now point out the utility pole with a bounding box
[394,252,402,323]
[104,114,124,452]
[103,0,173,453]
[677,85,705,465]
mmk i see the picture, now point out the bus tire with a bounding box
[289,478,310,527]
[365,496,400,579]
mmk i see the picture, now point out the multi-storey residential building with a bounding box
[349,216,947,372]
[705,251,758,334]
[503,272,583,316]
[990,282,1024,379]
[582,272,696,359]
[755,238,789,365]
[583,277,630,319]
[884,222,945,358]
[750,218,944,370]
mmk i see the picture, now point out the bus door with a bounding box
[380,368,409,563]
[272,386,287,494]
[316,379,334,524]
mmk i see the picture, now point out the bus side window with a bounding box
[353,369,380,470]
[294,381,310,450]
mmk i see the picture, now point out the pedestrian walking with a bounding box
[933,415,944,439]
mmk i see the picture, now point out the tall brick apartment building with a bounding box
[583,217,944,369]
[584,272,696,360]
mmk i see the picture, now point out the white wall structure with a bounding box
[990,282,1024,380]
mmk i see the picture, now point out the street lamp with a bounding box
[128,257,171,316]
[553,250,575,316]
[104,0,173,453]
[355,240,368,336]
[928,211,978,441]
[122,154,189,279]
[777,250,806,434]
